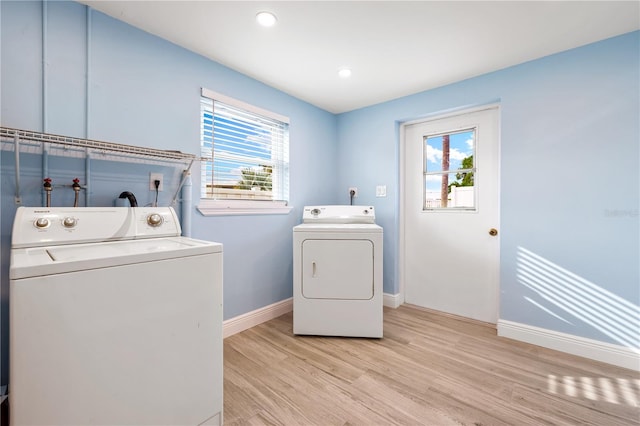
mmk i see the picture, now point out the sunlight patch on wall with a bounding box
[548,375,640,406]
[523,296,574,325]
[517,247,640,349]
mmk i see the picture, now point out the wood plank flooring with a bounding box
[223,304,640,425]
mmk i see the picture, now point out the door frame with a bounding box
[398,103,501,312]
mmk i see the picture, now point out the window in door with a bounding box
[423,128,476,210]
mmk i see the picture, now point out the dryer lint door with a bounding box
[301,239,374,299]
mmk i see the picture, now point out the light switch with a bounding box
[376,185,387,197]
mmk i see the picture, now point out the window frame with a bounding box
[422,127,477,212]
[197,88,292,216]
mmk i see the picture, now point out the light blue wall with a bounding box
[0,0,338,386]
[337,31,639,348]
[1,0,638,390]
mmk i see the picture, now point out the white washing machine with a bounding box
[293,205,383,338]
[9,207,223,426]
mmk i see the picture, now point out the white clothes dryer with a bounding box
[9,207,223,426]
[293,205,383,338]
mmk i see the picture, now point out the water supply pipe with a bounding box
[85,152,91,206]
[42,143,49,206]
[14,134,21,204]
[43,178,52,207]
[72,178,81,207]
[181,173,192,237]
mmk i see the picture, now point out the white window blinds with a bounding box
[201,90,289,203]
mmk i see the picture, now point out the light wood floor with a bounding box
[223,305,640,425]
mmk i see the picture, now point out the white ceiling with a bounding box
[79,1,639,114]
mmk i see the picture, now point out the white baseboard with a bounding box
[497,319,640,371]
[384,292,402,308]
[224,298,293,338]
[224,293,402,338]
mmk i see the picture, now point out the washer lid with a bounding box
[10,236,222,279]
[302,205,376,224]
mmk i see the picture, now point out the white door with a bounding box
[402,106,500,323]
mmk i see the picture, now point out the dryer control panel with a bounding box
[302,205,376,224]
[12,207,182,248]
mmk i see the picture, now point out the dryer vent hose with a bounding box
[118,191,138,207]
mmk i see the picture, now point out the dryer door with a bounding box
[301,239,374,300]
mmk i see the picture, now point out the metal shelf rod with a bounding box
[1,127,197,162]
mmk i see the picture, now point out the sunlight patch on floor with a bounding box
[548,375,639,406]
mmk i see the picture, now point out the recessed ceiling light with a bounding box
[338,68,352,79]
[256,11,277,27]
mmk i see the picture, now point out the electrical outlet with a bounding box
[149,173,163,191]
[349,187,358,197]
[376,185,387,197]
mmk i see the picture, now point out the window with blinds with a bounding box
[200,90,289,205]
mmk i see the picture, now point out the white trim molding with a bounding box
[197,199,293,216]
[224,298,293,338]
[224,294,402,338]
[384,292,402,308]
[201,87,289,124]
[498,319,640,371]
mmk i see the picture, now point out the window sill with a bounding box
[197,199,293,216]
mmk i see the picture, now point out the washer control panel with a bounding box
[135,208,180,238]
[147,213,163,227]
[302,205,376,224]
[33,215,81,230]
[12,207,182,248]
[34,217,51,229]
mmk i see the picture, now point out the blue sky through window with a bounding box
[424,129,474,194]
[201,95,289,200]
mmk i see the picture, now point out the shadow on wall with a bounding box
[517,246,640,350]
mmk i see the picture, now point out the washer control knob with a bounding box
[311,208,321,215]
[63,217,77,228]
[147,213,163,227]
[34,218,50,228]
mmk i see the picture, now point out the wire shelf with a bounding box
[1,127,198,165]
